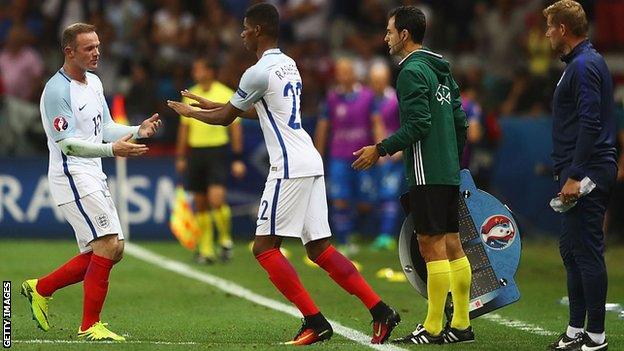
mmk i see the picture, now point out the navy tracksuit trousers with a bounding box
[558,163,617,333]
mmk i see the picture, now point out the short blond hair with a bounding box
[61,23,96,50]
[543,0,588,37]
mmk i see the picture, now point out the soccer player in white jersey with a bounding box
[21,23,161,341]
[167,3,400,345]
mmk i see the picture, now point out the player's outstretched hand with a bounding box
[138,113,162,138]
[351,145,380,171]
[167,100,195,116]
[181,90,225,110]
[112,133,149,157]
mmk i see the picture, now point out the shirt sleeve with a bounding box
[569,59,603,180]
[101,99,139,142]
[42,82,75,142]
[230,66,268,111]
[380,67,432,155]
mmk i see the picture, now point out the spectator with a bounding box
[0,0,43,45]
[194,0,240,60]
[500,67,550,117]
[525,11,552,78]
[88,10,120,94]
[104,0,148,61]
[473,0,525,81]
[314,57,378,254]
[151,0,194,67]
[282,0,330,42]
[126,61,157,126]
[460,81,484,169]
[368,61,402,252]
[0,25,44,102]
[41,0,100,40]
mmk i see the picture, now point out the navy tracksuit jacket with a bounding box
[551,39,617,334]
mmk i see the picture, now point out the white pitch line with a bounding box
[14,339,197,345]
[124,243,408,351]
[482,313,558,336]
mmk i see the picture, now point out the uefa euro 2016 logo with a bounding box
[53,116,68,132]
[435,84,451,105]
[480,215,516,250]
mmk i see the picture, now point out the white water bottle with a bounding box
[550,177,596,213]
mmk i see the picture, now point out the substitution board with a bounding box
[398,169,521,319]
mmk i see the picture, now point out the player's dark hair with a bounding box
[61,23,97,50]
[245,3,279,39]
[388,6,426,44]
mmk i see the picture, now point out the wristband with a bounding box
[376,143,388,157]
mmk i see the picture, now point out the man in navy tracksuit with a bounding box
[544,2,617,350]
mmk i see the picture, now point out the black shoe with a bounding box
[393,324,443,344]
[442,322,475,344]
[548,332,584,350]
[572,333,608,351]
[285,313,333,345]
[370,304,401,344]
[220,246,233,262]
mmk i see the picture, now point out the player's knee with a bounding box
[252,240,270,257]
[445,235,464,260]
[253,236,282,257]
[305,239,330,261]
[113,250,123,263]
[418,244,431,262]
[91,234,122,260]
[418,236,446,262]
[113,241,124,263]
[105,238,123,262]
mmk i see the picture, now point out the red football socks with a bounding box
[256,248,320,316]
[36,252,93,297]
[81,254,115,331]
[315,245,381,309]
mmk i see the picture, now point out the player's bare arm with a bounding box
[181,89,258,119]
[167,100,243,126]
[229,121,247,179]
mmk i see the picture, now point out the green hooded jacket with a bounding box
[380,48,468,186]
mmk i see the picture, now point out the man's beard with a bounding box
[553,39,565,55]
[389,40,403,56]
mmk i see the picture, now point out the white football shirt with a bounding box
[40,69,113,205]
[230,48,323,180]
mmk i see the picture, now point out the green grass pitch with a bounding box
[1,238,622,350]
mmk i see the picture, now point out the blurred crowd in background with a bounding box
[0,0,623,239]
